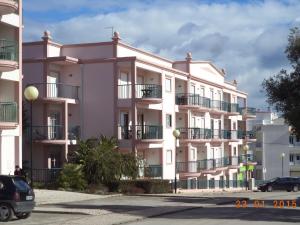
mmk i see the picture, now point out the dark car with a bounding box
[258,177,300,192]
[0,175,35,222]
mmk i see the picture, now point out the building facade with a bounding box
[253,111,300,180]
[0,0,22,174]
[23,31,256,187]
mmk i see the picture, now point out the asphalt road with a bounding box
[7,191,300,225]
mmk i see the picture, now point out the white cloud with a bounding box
[23,0,300,109]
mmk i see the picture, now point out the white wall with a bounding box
[262,124,290,180]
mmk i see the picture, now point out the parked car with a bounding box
[258,177,300,192]
[0,175,35,222]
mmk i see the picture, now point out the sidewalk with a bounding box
[33,189,122,215]
[34,189,121,205]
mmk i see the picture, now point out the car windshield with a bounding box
[12,177,31,192]
[268,177,279,182]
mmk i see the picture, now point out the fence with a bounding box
[27,168,62,184]
[174,179,246,190]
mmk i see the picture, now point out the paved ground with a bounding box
[7,191,300,225]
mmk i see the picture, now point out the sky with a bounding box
[23,0,300,109]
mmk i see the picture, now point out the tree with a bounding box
[262,27,300,136]
[70,135,138,184]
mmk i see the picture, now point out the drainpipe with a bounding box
[80,64,84,139]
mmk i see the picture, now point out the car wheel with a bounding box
[267,186,273,192]
[293,186,299,192]
[16,212,31,219]
[0,203,12,222]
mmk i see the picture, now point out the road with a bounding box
[7,191,300,225]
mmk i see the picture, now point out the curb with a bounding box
[36,193,122,206]
[33,209,91,215]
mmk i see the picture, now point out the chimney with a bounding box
[186,52,192,61]
[112,31,121,42]
[42,30,52,41]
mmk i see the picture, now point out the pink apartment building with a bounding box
[23,31,256,188]
[0,0,22,174]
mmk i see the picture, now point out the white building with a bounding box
[253,111,298,180]
[0,0,22,174]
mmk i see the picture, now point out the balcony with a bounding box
[237,130,256,140]
[176,93,210,109]
[176,155,255,173]
[0,102,17,127]
[31,83,79,101]
[143,165,162,178]
[118,84,162,103]
[118,125,163,140]
[31,125,64,141]
[177,128,238,141]
[175,93,239,114]
[0,40,18,72]
[0,0,18,16]
[239,107,256,117]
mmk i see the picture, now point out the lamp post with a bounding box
[24,86,39,187]
[242,144,249,190]
[172,129,180,193]
[281,153,285,177]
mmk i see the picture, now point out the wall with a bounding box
[118,44,173,68]
[23,44,44,59]
[81,62,115,139]
[263,124,290,180]
[62,44,114,59]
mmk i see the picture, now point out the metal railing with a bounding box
[238,130,256,139]
[177,179,246,189]
[175,93,240,113]
[176,155,255,173]
[30,168,62,184]
[144,165,162,178]
[136,125,163,139]
[30,83,79,99]
[30,125,64,140]
[239,107,256,116]
[135,84,162,98]
[118,125,163,140]
[0,102,17,122]
[68,125,80,140]
[118,84,162,99]
[176,93,211,108]
[0,40,18,61]
[177,128,212,139]
[177,128,238,140]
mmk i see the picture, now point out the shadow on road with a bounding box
[41,196,300,223]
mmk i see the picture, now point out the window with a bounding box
[165,78,172,92]
[289,136,294,145]
[233,147,237,156]
[290,155,294,162]
[166,114,172,128]
[297,156,300,161]
[166,150,173,164]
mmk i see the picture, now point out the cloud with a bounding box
[23,0,300,109]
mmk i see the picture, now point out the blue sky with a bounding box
[23,0,300,109]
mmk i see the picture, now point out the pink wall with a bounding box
[62,44,114,59]
[82,62,115,138]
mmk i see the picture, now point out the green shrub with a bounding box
[108,180,171,194]
[57,163,87,191]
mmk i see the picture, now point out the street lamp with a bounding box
[172,129,180,193]
[242,144,249,190]
[24,86,39,187]
[281,153,285,177]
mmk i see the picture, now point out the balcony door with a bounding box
[48,112,60,140]
[47,72,59,98]
[119,72,130,98]
[120,112,130,139]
